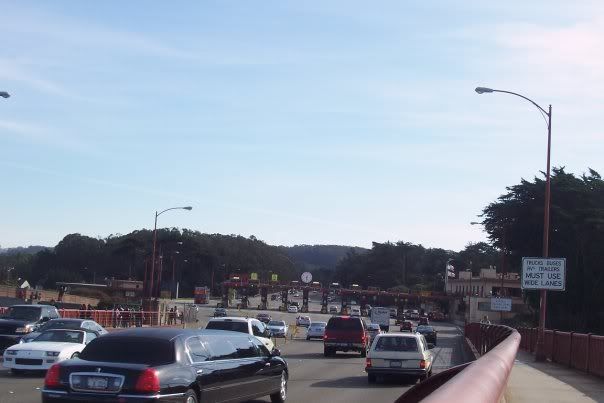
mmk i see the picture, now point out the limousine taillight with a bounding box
[135,368,160,393]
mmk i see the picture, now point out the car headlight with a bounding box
[45,351,60,357]
[15,326,33,334]
[5,350,17,356]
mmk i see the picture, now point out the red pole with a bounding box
[535,104,552,362]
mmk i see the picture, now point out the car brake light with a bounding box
[366,358,372,367]
[44,364,61,388]
[419,360,426,369]
[135,369,160,393]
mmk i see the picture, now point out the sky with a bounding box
[1,1,603,251]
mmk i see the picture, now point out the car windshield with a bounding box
[268,321,285,327]
[417,326,434,333]
[206,321,248,333]
[80,337,175,365]
[38,320,82,332]
[4,306,41,321]
[374,337,419,352]
[33,330,84,343]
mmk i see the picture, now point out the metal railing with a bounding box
[397,323,520,403]
[517,327,604,378]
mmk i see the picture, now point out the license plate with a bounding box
[87,377,108,389]
[390,360,402,368]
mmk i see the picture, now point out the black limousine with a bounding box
[42,328,288,403]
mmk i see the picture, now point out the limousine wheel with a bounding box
[270,371,287,402]
[184,389,198,403]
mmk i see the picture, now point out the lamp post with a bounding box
[149,207,192,304]
[475,86,552,361]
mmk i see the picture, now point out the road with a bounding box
[0,305,467,403]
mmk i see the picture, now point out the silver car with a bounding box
[266,320,288,338]
[306,321,327,340]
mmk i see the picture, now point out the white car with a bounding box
[296,316,311,327]
[350,306,361,317]
[365,333,435,383]
[205,317,275,352]
[3,329,98,373]
[266,320,288,338]
[329,305,339,314]
[306,321,326,340]
[287,305,298,313]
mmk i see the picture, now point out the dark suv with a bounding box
[0,304,60,351]
[323,316,369,357]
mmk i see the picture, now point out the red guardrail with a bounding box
[517,327,604,378]
[398,323,520,403]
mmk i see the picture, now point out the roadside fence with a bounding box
[517,327,604,378]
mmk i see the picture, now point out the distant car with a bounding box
[415,325,437,345]
[271,294,278,301]
[288,305,298,313]
[389,307,398,318]
[306,322,327,340]
[329,306,339,314]
[213,307,227,317]
[41,328,288,403]
[256,313,272,324]
[293,293,300,298]
[400,321,414,332]
[418,317,429,326]
[366,323,382,344]
[365,332,434,383]
[296,316,311,327]
[350,306,361,317]
[409,310,420,320]
[432,312,445,321]
[20,318,107,344]
[267,320,288,338]
[3,329,98,373]
[205,317,275,352]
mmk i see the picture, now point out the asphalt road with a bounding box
[0,315,467,403]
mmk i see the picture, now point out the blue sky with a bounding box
[1,1,603,250]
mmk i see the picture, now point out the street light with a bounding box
[475,85,552,362]
[0,91,9,98]
[149,206,192,303]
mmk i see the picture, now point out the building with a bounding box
[446,268,528,323]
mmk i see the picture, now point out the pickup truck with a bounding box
[323,316,369,357]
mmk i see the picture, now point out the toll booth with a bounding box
[260,287,268,310]
[280,289,288,311]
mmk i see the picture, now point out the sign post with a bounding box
[521,258,566,291]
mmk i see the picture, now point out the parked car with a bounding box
[20,318,107,344]
[323,316,369,357]
[366,323,382,344]
[4,329,99,373]
[415,325,437,345]
[365,332,434,383]
[41,328,288,403]
[296,316,311,327]
[306,322,327,340]
[400,321,414,332]
[266,320,288,338]
[205,317,274,352]
[287,305,298,313]
[0,304,60,352]
[213,307,228,317]
[329,305,339,314]
[256,313,272,324]
[418,317,430,326]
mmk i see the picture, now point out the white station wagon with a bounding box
[365,332,435,383]
[3,329,99,373]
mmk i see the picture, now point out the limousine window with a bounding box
[186,336,210,363]
[203,335,258,360]
[80,337,175,365]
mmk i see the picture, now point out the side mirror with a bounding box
[40,317,50,323]
[271,349,281,357]
[428,343,435,349]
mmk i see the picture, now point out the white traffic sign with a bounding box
[490,298,512,312]
[521,257,566,291]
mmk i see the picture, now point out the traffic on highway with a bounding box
[0,292,468,403]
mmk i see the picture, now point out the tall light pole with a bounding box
[475,86,552,361]
[149,206,192,304]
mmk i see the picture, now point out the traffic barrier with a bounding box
[517,327,604,378]
[397,323,519,403]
